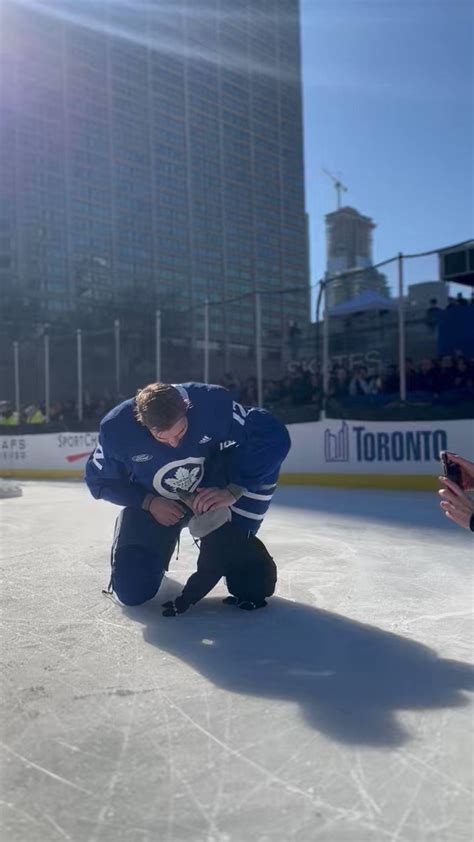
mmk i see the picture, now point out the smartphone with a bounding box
[440,451,463,486]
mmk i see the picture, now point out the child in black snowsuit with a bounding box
[162,520,277,616]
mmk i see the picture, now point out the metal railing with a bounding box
[3,239,471,420]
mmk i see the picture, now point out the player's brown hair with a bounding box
[134,383,189,431]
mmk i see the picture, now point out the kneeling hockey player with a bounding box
[85,381,290,610]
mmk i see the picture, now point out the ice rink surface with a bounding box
[1,481,473,842]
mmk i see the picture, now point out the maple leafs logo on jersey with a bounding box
[153,457,204,499]
[165,466,201,492]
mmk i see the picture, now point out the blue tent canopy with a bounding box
[328,290,396,317]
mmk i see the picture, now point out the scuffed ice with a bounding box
[1,481,473,842]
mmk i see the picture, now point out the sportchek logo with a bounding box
[58,433,99,465]
[66,452,91,463]
[324,421,448,463]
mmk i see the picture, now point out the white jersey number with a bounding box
[232,401,248,427]
[92,444,104,470]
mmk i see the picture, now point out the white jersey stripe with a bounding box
[243,491,274,501]
[232,412,245,426]
[230,506,265,521]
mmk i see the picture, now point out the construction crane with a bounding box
[322,168,348,210]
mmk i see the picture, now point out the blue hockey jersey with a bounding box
[85,383,290,509]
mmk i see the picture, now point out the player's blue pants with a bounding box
[110,428,289,605]
[110,507,179,605]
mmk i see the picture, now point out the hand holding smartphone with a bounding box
[440,451,463,487]
[439,451,474,531]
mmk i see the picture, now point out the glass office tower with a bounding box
[0,0,308,366]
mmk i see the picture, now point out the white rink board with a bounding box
[0,431,98,474]
[0,419,472,480]
[285,418,474,475]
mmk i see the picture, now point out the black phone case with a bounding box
[442,453,462,485]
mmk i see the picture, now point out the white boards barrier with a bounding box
[1,419,473,489]
[281,418,473,489]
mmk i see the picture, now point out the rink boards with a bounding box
[1,418,472,490]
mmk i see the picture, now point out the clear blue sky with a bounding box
[301,0,473,293]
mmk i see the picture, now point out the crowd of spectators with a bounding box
[221,353,474,411]
[425,291,473,330]
[1,353,473,428]
[0,396,117,427]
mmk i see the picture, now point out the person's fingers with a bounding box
[439,478,463,496]
[438,476,456,492]
[212,494,230,510]
[198,489,213,506]
[447,452,473,470]
[165,510,184,523]
[445,507,462,523]
[438,488,458,505]
[440,497,471,521]
[153,501,183,523]
[193,488,227,515]
[194,489,218,514]
[200,497,214,514]
[205,500,218,511]
[194,489,208,512]
[201,493,222,512]
[170,500,182,511]
[445,508,469,528]
[443,483,473,506]
[205,491,230,511]
[446,453,474,486]
[169,500,185,514]
[193,497,205,514]
[197,488,216,502]
[441,500,470,518]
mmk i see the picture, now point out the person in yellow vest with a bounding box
[25,405,46,424]
[0,404,19,425]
